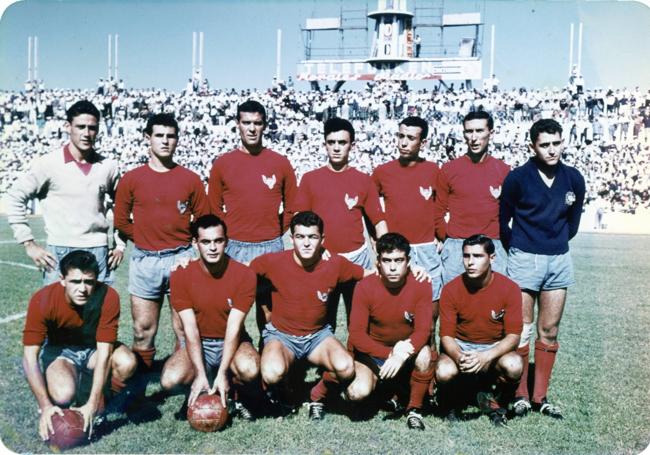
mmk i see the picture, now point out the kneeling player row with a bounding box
[23,211,557,445]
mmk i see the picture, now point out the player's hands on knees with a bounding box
[71,402,95,438]
[108,247,124,270]
[459,351,491,374]
[39,405,64,440]
[24,241,57,272]
[379,354,407,380]
[410,264,431,283]
[210,371,229,407]
[188,375,210,407]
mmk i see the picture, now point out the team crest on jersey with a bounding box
[490,309,505,321]
[177,200,189,214]
[403,311,414,324]
[489,185,502,199]
[227,298,233,308]
[565,191,576,206]
[419,186,433,201]
[316,290,329,302]
[344,193,358,210]
[262,174,277,190]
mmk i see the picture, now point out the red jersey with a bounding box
[114,164,209,251]
[372,159,439,244]
[434,155,510,240]
[295,166,384,254]
[208,148,298,242]
[439,272,522,344]
[170,258,256,339]
[349,274,432,359]
[23,283,120,346]
[250,250,364,336]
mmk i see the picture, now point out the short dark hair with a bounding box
[190,214,228,239]
[324,117,355,142]
[290,211,324,235]
[462,234,495,255]
[463,110,494,130]
[530,118,563,144]
[59,250,100,277]
[399,116,428,140]
[237,100,267,124]
[144,113,179,136]
[376,232,411,257]
[66,100,101,123]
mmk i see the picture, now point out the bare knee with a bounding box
[346,379,373,402]
[414,346,432,372]
[261,358,288,385]
[232,352,260,383]
[160,361,192,391]
[435,356,459,384]
[538,325,559,344]
[331,354,355,381]
[112,348,138,381]
[498,352,523,382]
[49,383,76,406]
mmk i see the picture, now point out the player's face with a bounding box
[462,244,494,279]
[530,132,563,167]
[463,119,493,155]
[60,269,97,306]
[396,124,424,162]
[291,224,323,262]
[377,249,409,288]
[147,125,178,160]
[195,225,227,265]
[237,111,266,149]
[66,114,99,154]
[324,130,353,167]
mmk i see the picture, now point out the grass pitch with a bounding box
[0,216,649,454]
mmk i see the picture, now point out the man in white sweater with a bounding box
[7,100,124,284]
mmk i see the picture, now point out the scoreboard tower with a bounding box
[297,0,483,90]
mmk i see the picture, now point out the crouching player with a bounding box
[22,251,137,441]
[346,233,434,430]
[160,215,261,420]
[436,235,522,426]
[250,211,373,420]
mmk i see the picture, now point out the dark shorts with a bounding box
[262,322,334,360]
[39,341,96,374]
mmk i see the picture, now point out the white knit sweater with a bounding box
[7,147,119,247]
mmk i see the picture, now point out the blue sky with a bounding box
[0,0,649,92]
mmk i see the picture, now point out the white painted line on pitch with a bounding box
[0,260,39,271]
[0,239,45,245]
[0,312,26,324]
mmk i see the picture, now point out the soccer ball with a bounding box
[187,394,229,432]
[48,409,88,450]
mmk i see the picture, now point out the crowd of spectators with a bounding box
[2,77,649,213]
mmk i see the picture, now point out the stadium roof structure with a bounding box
[297,0,484,90]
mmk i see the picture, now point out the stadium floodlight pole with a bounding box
[114,34,119,80]
[276,28,282,81]
[577,22,583,74]
[34,36,38,81]
[568,23,574,76]
[27,36,32,81]
[192,31,197,76]
[108,34,112,79]
[198,31,204,80]
[489,24,495,77]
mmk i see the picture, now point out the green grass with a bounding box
[0,216,649,454]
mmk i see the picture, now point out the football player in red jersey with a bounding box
[436,234,522,426]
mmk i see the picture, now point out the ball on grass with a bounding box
[187,394,229,432]
[48,409,88,450]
